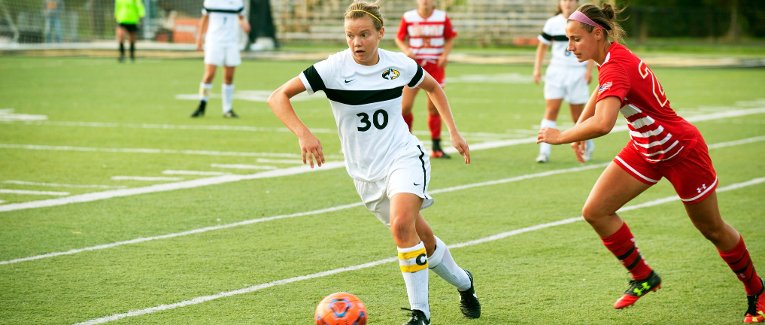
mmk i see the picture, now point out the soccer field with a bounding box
[1,55,764,324]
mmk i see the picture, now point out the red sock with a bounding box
[428,113,441,140]
[719,235,764,296]
[601,223,653,280]
[403,112,414,132]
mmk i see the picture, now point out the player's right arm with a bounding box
[532,42,548,85]
[196,14,209,51]
[395,18,415,59]
[267,77,325,168]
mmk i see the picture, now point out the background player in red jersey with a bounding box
[537,2,764,322]
[395,0,457,158]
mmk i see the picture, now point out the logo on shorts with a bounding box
[598,81,613,94]
[382,67,400,80]
[696,184,707,194]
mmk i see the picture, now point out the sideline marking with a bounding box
[111,176,183,182]
[0,163,603,266]
[1,107,764,214]
[0,189,69,196]
[74,177,765,325]
[2,134,762,266]
[3,180,125,189]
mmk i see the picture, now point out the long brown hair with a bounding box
[575,2,625,43]
[345,1,384,31]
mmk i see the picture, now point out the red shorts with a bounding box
[419,59,445,86]
[613,138,717,204]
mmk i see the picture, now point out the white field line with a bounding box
[3,180,126,189]
[111,176,184,182]
[0,163,603,266]
[0,143,326,159]
[1,132,760,266]
[254,158,304,164]
[2,107,764,214]
[74,177,765,325]
[210,163,278,170]
[162,170,229,176]
[0,162,344,213]
[449,107,765,153]
[0,189,69,196]
[6,120,513,139]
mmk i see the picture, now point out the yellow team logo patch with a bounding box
[382,67,400,80]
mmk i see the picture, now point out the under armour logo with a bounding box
[633,282,651,296]
[696,184,707,193]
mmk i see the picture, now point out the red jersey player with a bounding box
[537,3,764,322]
[395,0,457,158]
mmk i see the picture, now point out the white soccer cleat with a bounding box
[582,140,595,162]
[536,153,549,163]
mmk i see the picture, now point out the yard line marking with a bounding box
[6,120,514,139]
[111,176,184,182]
[1,133,758,265]
[3,180,126,189]
[0,143,335,159]
[0,189,69,196]
[0,162,344,213]
[74,177,765,325]
[1,107,764,214]
[210,163,277,170]
[162,170,229,176]
[0,163,599,266]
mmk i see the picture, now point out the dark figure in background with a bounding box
[245,0,278,51]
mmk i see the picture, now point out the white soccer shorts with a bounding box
[204,43,241,67]
[543,65,589,104]
[353,147,434,227]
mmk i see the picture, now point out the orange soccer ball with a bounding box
[314,292,368,325]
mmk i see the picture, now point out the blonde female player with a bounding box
[267,2,480,324]
[538,2,764,322]
[532,0,594,163]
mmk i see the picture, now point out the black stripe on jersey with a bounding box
[540,32,553,41]
[551,35,569,41]
[303,66,326,93]
[408,65,424,88]
[204,7,244,14]
[416,145,428,198]
[324,86,404,105]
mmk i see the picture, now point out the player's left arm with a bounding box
[238,14,250,33]
[438,37,454,68]
[419,73,470,164]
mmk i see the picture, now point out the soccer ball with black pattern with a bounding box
[314,292,367,325]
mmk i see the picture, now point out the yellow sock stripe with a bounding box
[397,248,427,260]
[398,247,428,273]
[400,263,428,273]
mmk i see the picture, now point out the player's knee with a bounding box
[389,215,416,240]
[581,203,607,225]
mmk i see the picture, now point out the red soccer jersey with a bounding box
[396,9,457,62]
[597,43,699,163]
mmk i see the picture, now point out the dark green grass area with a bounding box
[0,56,763,324]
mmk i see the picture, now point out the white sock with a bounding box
[199,83,212,102]
[398,242,430,319]
[428,236,471,291]
[222,83,234,112]
[539,119,556,155]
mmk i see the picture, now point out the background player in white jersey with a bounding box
[267,2,480,324]
[191,0,250,118]
[395,0,457,159]
[532,0,594,163]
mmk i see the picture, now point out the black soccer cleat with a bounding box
[431,139,451,159]
[613,271,662,309]
[402,309,430,325]
[223,109,239,118]
[191,101,206,118]
[459,269,481,318]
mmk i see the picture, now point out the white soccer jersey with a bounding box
[538,14,587,68]
[299,49,426,181]
[202,0,244,45]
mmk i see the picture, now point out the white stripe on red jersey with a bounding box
[396,9,457,61]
